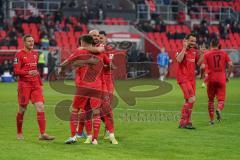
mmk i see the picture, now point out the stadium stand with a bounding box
[0,0,240,78]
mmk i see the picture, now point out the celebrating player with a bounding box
[176,33,203,129]
[98,30,118,144]
[202,39,233,124]
[14,35,55,140]
[61,35,110,144]
[79,30,118,144]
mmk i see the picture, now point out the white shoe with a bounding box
[17,134,24,140]
[109,133,118,144]
[92,139,98,145]
[64,136,77,144]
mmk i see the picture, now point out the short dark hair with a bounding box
[99,31,107,36]
[23,35,33,42]
[210,38,219,48]
[185,33,196,39]
[78,35,94,45]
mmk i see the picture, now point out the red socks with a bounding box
[17,112,46,135]
[208,101,214,121]
[180,102,194,126]
[93,113,101,140]
[187,102,194,124]
[37,112,46,135]
[77,112,85,135]
[217,101,224,111]
[103,111,114,133]
[16,112,24,134]
[70,111,78,137]
[85,110,92,135]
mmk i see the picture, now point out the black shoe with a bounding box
[216,110,222,122]
[178,123,196,129]
[184,123,196,129]
[209,121,214,125]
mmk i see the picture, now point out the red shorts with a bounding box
[179,80,196,99]
[73,85,102,110]
[207,81,226,101]
[72,95,101,110]
[18,81,44,106]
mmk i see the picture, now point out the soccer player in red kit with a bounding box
[203,39,233,124]
[176,33,203,129]
[61,35,110,144]
[99,31,117,144]
[79,30,118,144]
[14,35,55,140]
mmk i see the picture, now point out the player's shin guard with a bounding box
[104,111,114,133]
[37,112,46,135]
[16,112,24,134]
[85,110,92,136]
[179,102,189,126]
[208,101,214,121]
[187,102,194,124]
[93,113,101,140]
[70,111,78,137]
[77,112,85,135]
[217,101,224,111]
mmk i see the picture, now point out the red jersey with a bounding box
[13,50,41,83]
[204,49,231,83]
[100,43,115,75]
[65,49,110,89]
[176,48,199,83]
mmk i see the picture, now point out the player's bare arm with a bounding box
[227,61,233,81]
[60,59,71,68]
[197,44,206,65]
[28,70,39,76]
[176,39,188,63]
[72,57,99,67]
[80,46,105,53]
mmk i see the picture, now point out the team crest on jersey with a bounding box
[14,57,18,64]
[34,55,37,59]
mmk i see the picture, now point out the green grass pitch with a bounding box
[0,79,240,160]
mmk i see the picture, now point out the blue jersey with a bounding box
[157,53,169,67]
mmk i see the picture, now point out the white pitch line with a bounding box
[114,108,240,116]
[41,104,240,116]
[3,102,240,116]
[141,101,240,106]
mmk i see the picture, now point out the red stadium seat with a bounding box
[9,46,17,50]
[67,32,74,37]
[0,30,6,38]
[75,32,81,38]
[1,46,8,50]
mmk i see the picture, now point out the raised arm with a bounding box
[72,57,99,67]
[176,39,188,63]
[81,46,105,54]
